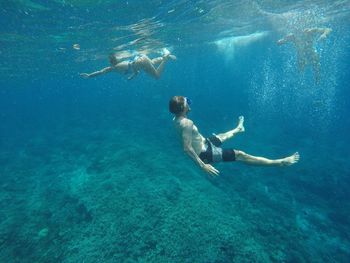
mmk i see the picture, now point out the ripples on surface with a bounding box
[0,0,349,79]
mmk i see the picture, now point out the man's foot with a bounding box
[236,116,245,132]
[280,152,300,166]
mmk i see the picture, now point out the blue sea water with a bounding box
[1,1,350,262]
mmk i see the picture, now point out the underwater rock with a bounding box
[38,228,49,238]
[86,160,106,174]
[76,203,93,223]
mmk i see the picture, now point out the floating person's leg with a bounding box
[297,55,306,73]
[311,50,321,84]
[138,51,176,79]
[134,55,167,79]
[151,49,176,65]
[151,57,164,65]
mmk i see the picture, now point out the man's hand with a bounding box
[80,73,90,79]
[201,163,220,176]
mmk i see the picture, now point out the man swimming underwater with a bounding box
[169,96,299,176]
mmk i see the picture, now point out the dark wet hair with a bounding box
[109,53,121,66]
[169,96,186,114]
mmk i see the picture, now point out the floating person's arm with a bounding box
[304,27,332,41]
[127,71,138,80]
[127,64,140,80]
[181,120,219,176]
[277,33,295,45]
[80,66,114,78]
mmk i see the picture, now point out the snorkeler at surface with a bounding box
[169,96,300,176]
[277,27,332,84]
[80,48,176,80]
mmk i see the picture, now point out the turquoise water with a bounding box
[1,1,350,262]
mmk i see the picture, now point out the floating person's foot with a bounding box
[168,54,177,60]
[162,48,177,60]
[236,116,245,132]
[162,48,170,56]
[281,152,300,166]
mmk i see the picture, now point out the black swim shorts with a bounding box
[199,135,236,164]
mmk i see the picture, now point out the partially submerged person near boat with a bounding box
[169,96,300,176]
[80,48,176,80]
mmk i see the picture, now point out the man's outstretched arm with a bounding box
[317,27,332,41]
[277,33,295,45]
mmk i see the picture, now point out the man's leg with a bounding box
[235,150,300,166]
[216,116,245,143]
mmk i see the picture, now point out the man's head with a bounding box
[169,96,192,115]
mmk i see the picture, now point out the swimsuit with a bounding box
[124,55,142,76]
[124,61,134,75]
[199,135,236,164]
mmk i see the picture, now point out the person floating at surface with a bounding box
[80,48,176,80]
[277,27,332,84]
[169,96,300,176]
